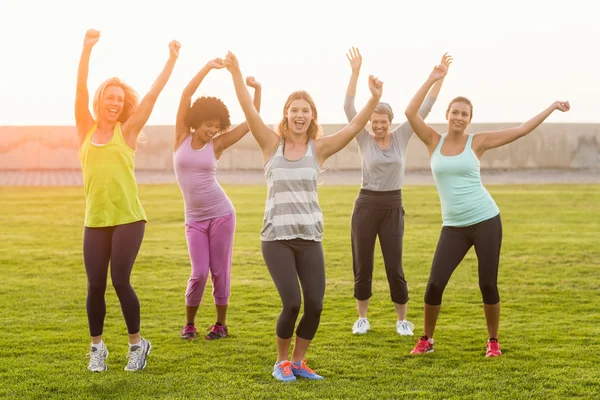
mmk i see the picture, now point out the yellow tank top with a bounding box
[78,123,147,227]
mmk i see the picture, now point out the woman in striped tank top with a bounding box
[174,57,262,341]
[75,29,179,372]
[224,51,383,382]
[404,55,570,357]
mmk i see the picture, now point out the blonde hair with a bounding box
[276,91,322,142]
[92,77,139,124]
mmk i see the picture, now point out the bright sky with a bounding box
[0,0,597,126]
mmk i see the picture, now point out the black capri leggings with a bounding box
[261,239,325,341]
[425,214,502,306]
[83,220,145,336]
[351,189,408,304]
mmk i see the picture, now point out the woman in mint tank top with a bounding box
[225,51,383,382]
[343,48,448,338]
[75,29,179,372]
[173,57,262,341]
[404,55,570,357]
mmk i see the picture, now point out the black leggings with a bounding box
[83,220,145,336]
[425,214,502,306]
[351,189,408,304]
[261,239,325,341]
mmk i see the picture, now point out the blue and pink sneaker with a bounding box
[272,361,296,382]
[291,359,324,380]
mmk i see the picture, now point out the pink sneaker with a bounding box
[180,324,198,339]
[205,323,228,340]
[410,336,434,354]
[486,339,502,357]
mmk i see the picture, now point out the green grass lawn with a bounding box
[1,183,599,399]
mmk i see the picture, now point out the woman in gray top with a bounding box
[344,48,448,336]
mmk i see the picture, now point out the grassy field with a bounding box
[1,183,599,399]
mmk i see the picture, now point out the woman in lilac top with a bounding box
[173,57,261,340]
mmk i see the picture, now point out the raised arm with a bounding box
[316,75,383,165]
[405,53,452,153]
[122,40,180,140]
[393,76,445,139]
[213,77,263,159]
[74,29,99,145]
[473,101,571,157]
[224,51,279,161]
[174,58,224,149]
[343,47,362,121]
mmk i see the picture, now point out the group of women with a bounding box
[75,30,570,379]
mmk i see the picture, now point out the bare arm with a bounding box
[473,101,571,157]
[405,53,452,154]
[74,30,99,146]
[316,75,383,165]
[123,40,180,140]
[214,77,263,158]
[343,47,362,121]
[174,58,224,150]
[224,51,280,162]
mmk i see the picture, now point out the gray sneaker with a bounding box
[124,338,151,371]
[87,345,109,372]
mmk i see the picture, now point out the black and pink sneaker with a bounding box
[180,324,198,339]
[205,323,228,340]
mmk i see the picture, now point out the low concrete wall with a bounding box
[1,123,598,170]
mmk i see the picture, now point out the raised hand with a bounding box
[83,29,100,47]
[440,52,453,70]
[428,60,449,82]
[368,75,383,100]
[224,51,240,74]
[246,76,261,89]
[206,57,225,70]
[553,101,571,112]
[346,47,362,72]
[169,40,181,59]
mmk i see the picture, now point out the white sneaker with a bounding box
[87,344,109,372]
[124,338,152,371]
[396,320,415,336]
[352,318,370,334]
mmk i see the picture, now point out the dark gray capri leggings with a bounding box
[351,189,408,304]
[83,220,145,337]
[261,239,325,341]
[425,214,502,306]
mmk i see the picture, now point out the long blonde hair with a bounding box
[92,77,139,124]
[276,91,322,142]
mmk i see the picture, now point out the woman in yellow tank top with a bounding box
[75,29,179,372]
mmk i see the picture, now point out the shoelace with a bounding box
[88,349,105,366]
[278,361,293,376]
[209,325,224,335]
[487,341,500,352]
[416,339,431,350]
[355,319,367,329]
[185,325,196,334]
[297,359,315,374]
[127,347,142,367]
[400,321,415,331]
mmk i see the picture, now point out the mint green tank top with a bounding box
[430,134,499,227]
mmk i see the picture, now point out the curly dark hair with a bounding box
[185,96,231,131]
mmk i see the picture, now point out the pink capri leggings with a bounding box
[184,213,236,307]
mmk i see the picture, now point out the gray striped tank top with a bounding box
[261,139,323,241]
